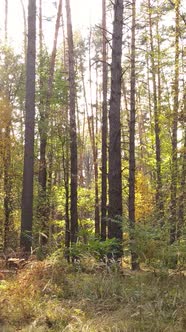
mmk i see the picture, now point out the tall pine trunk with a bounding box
[148,0,163,222]
[61,9,70,256]
[66,0,78,244]
[170,0,180,244]
[108,0,123,257]
[3,0,13,251]
[38,0,62,244]
[94,63,100,237]
[21,0,36,253]
[177,125,186,238]
[101,0,108,241]
[88,31,100,236]
[129,0,139,270]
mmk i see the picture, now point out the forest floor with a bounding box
[0,255,186,332]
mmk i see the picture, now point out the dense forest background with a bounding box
[0,1,186,331]
[0,0,185,269]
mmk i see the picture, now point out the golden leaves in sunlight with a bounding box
[0,94,12,130]
[135,171,155,222]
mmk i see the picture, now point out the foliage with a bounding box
[78,186,95,220]
[0,46,25,104]
[69,237,120,262]
[0,2,185,330]
[124,220,186,270]
[135,171,155,222]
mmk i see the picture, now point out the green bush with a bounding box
[69,237,120,261]
[124,220,186,270]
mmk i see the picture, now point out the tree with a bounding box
[170,0,180,244]
[66,0,78,244]
[148,0,164,222]
[88,29,100,237]
[3,1,14,251]
[178,123,186,238]
[37,0,62,244]
[101,0,108,241]
[0,44,26,251]
[20,0,36,253]
[3,97,13,251]
[108,0,123,256]
[61,8,70,255]
[129,0,139,270]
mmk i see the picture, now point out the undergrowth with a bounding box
[0,255,186,331]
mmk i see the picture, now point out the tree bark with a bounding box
[3,1,14,251]
[88,30,100,237]
[101,0,108,241]
[148,0,164,223]
[177,125,186,238]
[38,0,62,244]
[21,0,36,253]
[170,0,180,244]
[66,0,78,244]
[61,7,70,256]
[129,0,139,270]
[94,62,100,237]
[3,102,13,251]
[108,0,123,257]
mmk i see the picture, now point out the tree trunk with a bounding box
[129,0,139,270]
[177,125,186,238]
[101,0,108,241]
[3,109,13,251]
[38,0,62,244]
[148,0,164,223]
[170,0,180,244]
[62,147,70,258]
[177,58,186,236]
[3,129,12,249]
[66,0,78,244]
[3,0,14,251]
[88,30,100,237]
[61,7,70,257]
[21,0,36,253]
[108,0,123,257]
[94,62,100,237]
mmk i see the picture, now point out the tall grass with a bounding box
[0,256,186,331]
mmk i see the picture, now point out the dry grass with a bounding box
[0,257,186,331]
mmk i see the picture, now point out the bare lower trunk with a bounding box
[66,0,78,244]
[129,0,139,270]
[101,0,108,241]
[177,126,186,238]
[148,0,163,222]
[170,0,180,244]
[88,32,100,236]
[38,0,62,244]
[108,0,123,258]
[3,122,13,250]
[21,0,36,253]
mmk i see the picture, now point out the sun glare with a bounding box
[0,0,102,51]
